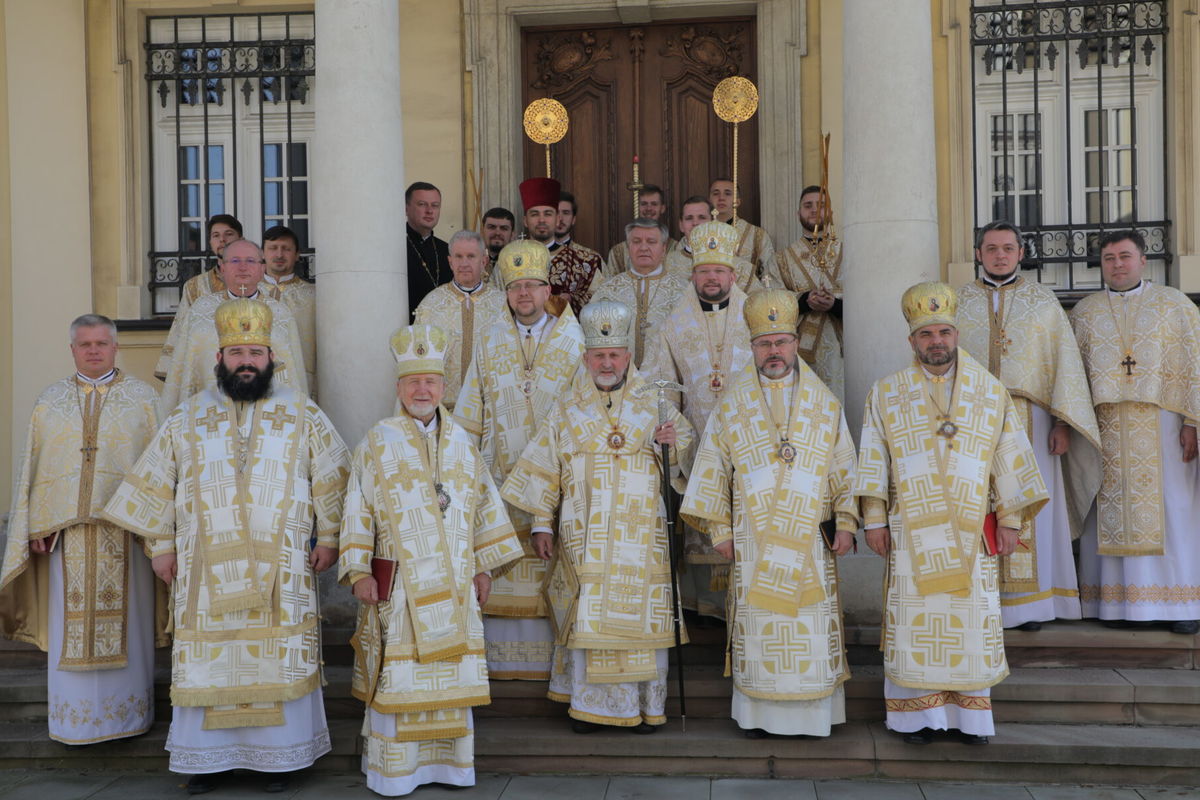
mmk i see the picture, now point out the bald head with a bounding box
[220,239,266,295]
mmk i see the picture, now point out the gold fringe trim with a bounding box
[369,691,491,714]
[709,563,731,592]
[391,725,470,743]
[170,670,320,708]
[202,704,284,729]
[1001,587,1080,607]
[568,708,647,727]
[546,690,571,704]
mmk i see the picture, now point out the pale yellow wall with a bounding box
[3,0,94,512]
[0,2,10,512]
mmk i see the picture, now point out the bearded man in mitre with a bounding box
[641,220,754,621]
[1071,229,1200,635]
[456,240,585,681]
[1,314,164,745]
[681,289,858,739]
[855,282,1048,746]
[957,221,1101,631]
[103,296,350,794]
[502,300,693,733]
[339,324,522,796]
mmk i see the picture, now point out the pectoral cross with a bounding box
[1121,353,1137,377]
[993,330,1012,355]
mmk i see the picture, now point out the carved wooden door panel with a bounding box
[521,20,758,256]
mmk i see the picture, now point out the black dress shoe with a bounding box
[1170,620,1200,635]
[1015,620,1043,632]
[571,719,602,734]
[264,772,293,793]
[743,727,769,739]
[901,728,933,744]
[959,732,990,745]
[631,722,659,735]
[186,774,219,795]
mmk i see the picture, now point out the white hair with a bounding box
[69,314,117,344]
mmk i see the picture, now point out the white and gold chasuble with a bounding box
[455,308,585,622]
[102,387,350,725]
[156,270,227,380]
[728,218,780,287]
[681,364,857,702]
[774,236,844,399]
[855,352,1047,691]
[501,367,694,679]
[266,274,317,397]
[1,372,163,664]
[159,289,308,415]
[957,276,1101,592]
[339,413,522,735]
[1070,282,1200,557]
[588,267,691,366]
[413,282,507,410]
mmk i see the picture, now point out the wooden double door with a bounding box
[521,19,759,255]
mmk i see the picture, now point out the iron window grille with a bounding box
[970,0,1169,293]
[145,13,316,316]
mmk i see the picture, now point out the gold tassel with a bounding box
[709,563,731,592]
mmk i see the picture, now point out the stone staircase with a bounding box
[1,620,1197,784]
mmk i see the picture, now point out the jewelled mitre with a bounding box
[688,220,740,271]
[215,296,273,348]
[744,289,799,339]
[901,281,958,333]
[390,324,448,378]
[497,240,551,288]
[580,300,634,350]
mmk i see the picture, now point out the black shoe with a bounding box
[901,728,933,745]
[264,772,293,793]
[1102,619,1154,629]
[571,719,602,734]
[743,727,770,739]
[186,774,219,795]
[631,722,658,735]
[1015,620,1043,632]
[959,732,989,745]
[1170,620,1200,635]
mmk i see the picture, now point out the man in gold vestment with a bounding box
[262,225,317,396]
[340,324,522,795]
[159,238,308,415]
[1070,229,1200,635]
[773,186,845,399]
[681,290,858,738]
[103,297,350,793]
[589,218,691,365]
[708,179,781,286]
[665,196,761,294]
[457,240,585,680]
[603,185,678,277]
[1,315,162,745]
[957,221,1101,631]
[642,221,754,620]
[155,214,242,381]
[503,300,692,733]
[856,282,1047,745]
[413,230,506,411]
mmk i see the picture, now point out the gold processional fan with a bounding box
[523,98,570,178]
[711,76,760,223]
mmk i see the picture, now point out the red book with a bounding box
[982,513,999,556]
[371,557,397,603]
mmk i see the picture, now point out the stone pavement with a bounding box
[1,772,1198,800]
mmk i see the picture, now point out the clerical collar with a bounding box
[556,235,572,248]
[1107,280,1146,297]
[263,273,297,286]
[758,369,796,390]
[631,263,664,279]
[515,312,553,337]
[454,280,483,294]
[681,242,693,255]
[411,412,438,434]
[226,288,260,300]
[981,272,1020,288]
[700,297,730,312]
[406,223,433,243]
[920,363,957,383]
[599,377,628,399]
[77,368,116,387]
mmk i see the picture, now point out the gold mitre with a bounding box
[688,221,740,271]
[215,297,273,348]
[580,300,633,350]
[497,240,550,287]
[901,281,958,333]
[390,324,448,378]
[744,289,799,339]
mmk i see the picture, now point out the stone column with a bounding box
[838,1,940,626]
[314,0,406,449]
[841,0,940,435]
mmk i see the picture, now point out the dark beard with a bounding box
[216,359,275,402]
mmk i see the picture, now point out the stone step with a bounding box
[2,716,1195,786]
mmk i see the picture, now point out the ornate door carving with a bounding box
[521,20,759,256]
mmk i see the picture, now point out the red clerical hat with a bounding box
[519,177,561,212]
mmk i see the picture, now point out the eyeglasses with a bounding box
[507,281,548,294]
[751,337,796,350]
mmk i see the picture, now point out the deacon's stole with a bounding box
[775,236,844,366]
[681,364,857,700]
[502,367,694,683]
[957,277,1101,590]
[1071,283,1200,556]
[0,374,160,668]
[103,387,349,710]
[455,309,585,617]
[338,414,520,737]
